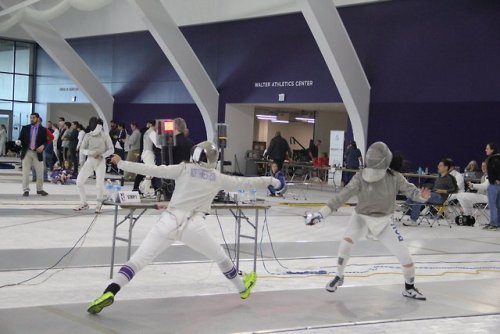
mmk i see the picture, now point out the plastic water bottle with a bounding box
[105,179,113,201]
[424,167,429,175]
[249,188,257,203]
[417,167,423,175]
[237,189,245,204]
[113,180,122,202]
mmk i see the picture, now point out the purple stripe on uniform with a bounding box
[223,266,237,279]
[119,265,135,281]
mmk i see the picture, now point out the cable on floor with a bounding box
[0,213,100,289]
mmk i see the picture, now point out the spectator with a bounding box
[0,124,7,156]
[161,117,195,200]
[60,121,72,161]
[16,113,48,197]
[308,139,321,161]
[485,142,498,157]
[32,117,54,182]
[304,142,430,301]
[51,160,76,184]
[484,154,500,230]
[137,120,159,197]
[124,122,141,181]
[268,162,286,196]
[68,121,80,176]
[464,160,479,172]
[76,123,86,167]
[457,161,488,217]
[52,123,60,164]
[56,117,65,164]
[74,117,114,213]
[343,141,363,186]
[449,159,465,194]
[404,158,458,225]
[109,119,119,147]
[265,131,291,170]
[115,122,127,160]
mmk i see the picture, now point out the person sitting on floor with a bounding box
[404,158,458,226]
[50,160,76,184]
[268,162,285,196]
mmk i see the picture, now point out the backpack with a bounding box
[455,215,476,226]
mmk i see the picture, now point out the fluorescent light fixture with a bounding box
[271,119,289,123]
[256,114,276,120]
[295,117,315,122]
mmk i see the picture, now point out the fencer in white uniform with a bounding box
[74,118,114,213]
[139,120,160,197]
[87,141,281,314]
[305,142,430,300]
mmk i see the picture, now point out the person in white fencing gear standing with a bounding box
[74,117,114,213]
[87,141,281,314]
[305,142,430,301]
[139,120,160,197]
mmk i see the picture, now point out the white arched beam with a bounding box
[129,0,219,141]
[0,0,114,130]
[19,18,114,130]
[298,0,370,154]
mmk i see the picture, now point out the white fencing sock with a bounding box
[337,239,353,277]
[218,258,245,292]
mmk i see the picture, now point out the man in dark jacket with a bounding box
[266,131,291,170]
[17,113,48,196]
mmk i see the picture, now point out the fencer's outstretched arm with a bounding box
[218,173,281,191]
[116,158,184,180]
[319,176,361,218]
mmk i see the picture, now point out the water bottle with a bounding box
[249,188,257,203]
[424,167,429,175]
[105,179,113,201]
[113,180,122,202]
[417,167,423,175]
[237,189,245,204]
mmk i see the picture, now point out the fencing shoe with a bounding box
[95,203,103,214]
[239,272,257,299]
[74,203,89,211]
[325,275,344,293]
[402,287,426,300]
[87,291,115,314]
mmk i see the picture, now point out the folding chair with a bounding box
[418,195,454,228]
[472,202,489,225]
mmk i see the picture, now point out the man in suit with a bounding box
[17,113,48,196]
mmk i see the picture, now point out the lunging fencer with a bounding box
[305,142,430,300]
[87,141,281,314]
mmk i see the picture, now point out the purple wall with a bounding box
[35,0,500,170]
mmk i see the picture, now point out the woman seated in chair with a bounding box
[404,158,458,226]
[268,162,286,196]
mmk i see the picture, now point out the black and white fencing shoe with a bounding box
[325,275,344,293]
[402,287,426,300]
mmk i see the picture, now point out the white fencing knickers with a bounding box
[339,214,414,284]
[113,209,245,292]
[76,156,106,204]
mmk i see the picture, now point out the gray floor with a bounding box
[0,167,499,333]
